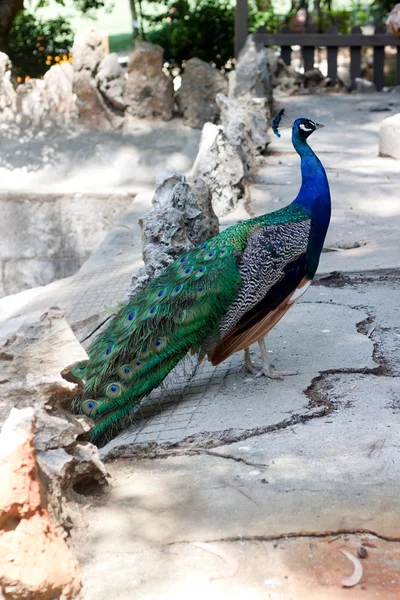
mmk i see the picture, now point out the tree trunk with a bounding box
[0,0,24,54]
[129,0,139,39]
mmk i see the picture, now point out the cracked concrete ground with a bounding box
[70,271,400,599]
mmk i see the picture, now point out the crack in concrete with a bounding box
[164,529,400,547]
[116,529,400,558]
[191,448,269,469]
[104,407,329,461]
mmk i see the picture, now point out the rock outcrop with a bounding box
[216,93,269,171]
[0,307,108,527]
[176,57,228,128]
[95,53,126,111]
[0,52,16,123]
[192,123,244,217]
[386,3,400,37]
[124,41,173,121]
[127,171,218,297]
[379,112,400,159]
[72,29,123,129]
[0,407,82,600]
[229,35,272,108]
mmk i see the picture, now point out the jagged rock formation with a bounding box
[176,57,228,128]
[127,171,218,297]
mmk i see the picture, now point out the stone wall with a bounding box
[0,192,134,296]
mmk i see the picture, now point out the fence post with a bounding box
[235,0,248,57]
[350,25,362,84]
[327,25,338,85]
[280,26,292,65]
[373,24,386,91]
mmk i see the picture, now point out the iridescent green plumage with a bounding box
[72,203,310,441]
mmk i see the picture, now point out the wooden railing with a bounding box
[235,0,400,90]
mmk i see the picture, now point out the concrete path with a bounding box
[0,94,400,598]
[0,119,200,195]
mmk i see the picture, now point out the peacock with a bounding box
[72,109,331,442]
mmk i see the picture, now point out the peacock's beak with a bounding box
[315,123,325,129]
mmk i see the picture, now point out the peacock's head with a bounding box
[272,109,324,140]
[293,117,324,140]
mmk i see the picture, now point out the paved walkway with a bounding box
[1,93,400,598]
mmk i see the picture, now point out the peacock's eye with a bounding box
[157,289,165,297]
[128,311,135,321]
[180,256,187,263]
[105,345,113,356]
[88,401,95,409]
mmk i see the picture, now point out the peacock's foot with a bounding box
[255,365,298,380]
[243,348,261,375]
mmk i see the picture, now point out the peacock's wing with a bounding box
[72,236,244,440]
[208,216,312,365]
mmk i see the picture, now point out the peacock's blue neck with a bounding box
[291,131,331,265]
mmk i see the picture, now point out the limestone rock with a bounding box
[0,52,16,121]
[192,122,244,217]
[73,71,122,129]
[229,35,272,109]
[124,41,173,120]
[15,79,51,127]
[72,28,105,75]
[337,66,352,90]
[95,53,126,111]
[43,63,77,121]
[0,307,108,529]
[216,93,270,171]
[176,57,228,129]
[386,4,400,37]
[354,77,376,93]
[0,307,87,422]
[0,408,82,600]
[304,68,326,89]
[15,64,77,128]
[379,112,400,159]
[266,48,303,96]
[127,171,218,298]
[191,177,219,238]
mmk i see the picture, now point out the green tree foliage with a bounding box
[9,11,73,78]
[145,0,235,68]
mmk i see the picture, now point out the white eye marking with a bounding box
[299,123,313,131]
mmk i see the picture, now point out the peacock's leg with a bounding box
[243,347,260,375]
[255,337,298,379]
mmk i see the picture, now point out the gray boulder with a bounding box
[15,79,52,127]
[229,35,272,109]
[354,77,376,93]
[0,52,16,121]
[96,53,126,111]
[124,41,173,120]
[127,171,218,298]
[216,93,270,171]
[44,63,77,122]
[192,122,244,217]
[73,72,120,130]
[379,112,400,159]
[72,28,105,75]
[176,57,228,129]
[386,3,400,37]
[266,48,303,96]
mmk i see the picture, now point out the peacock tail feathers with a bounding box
[72,203,313,442]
